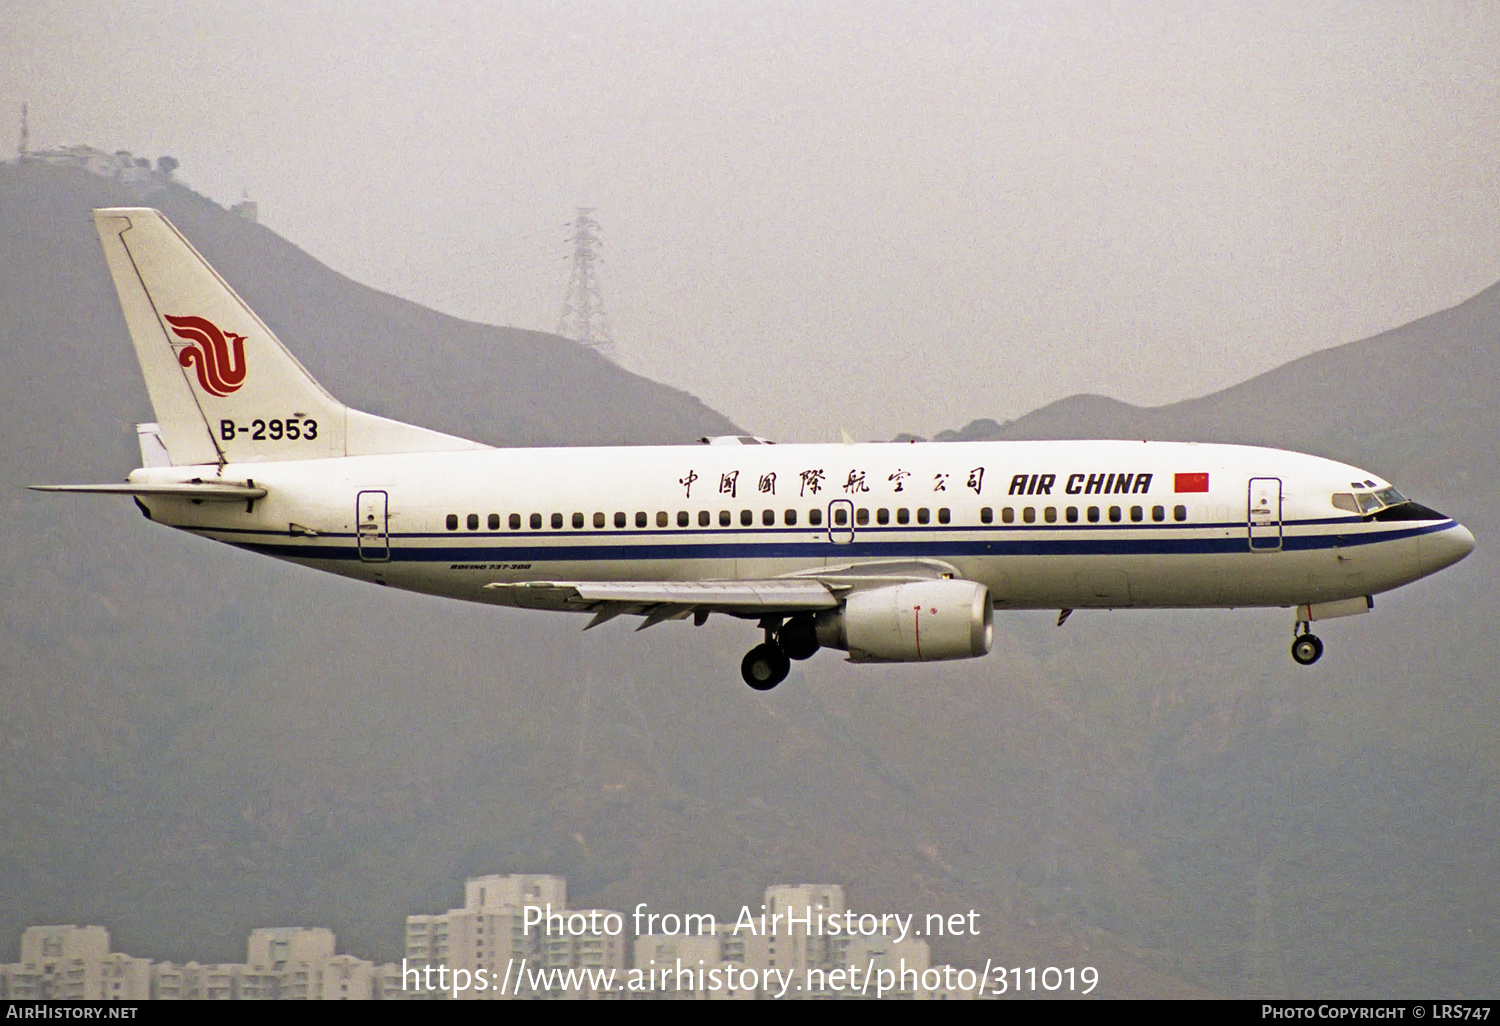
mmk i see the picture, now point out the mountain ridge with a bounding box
[922,277,1500,523]
[0,162,740,481]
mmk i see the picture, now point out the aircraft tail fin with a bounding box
[93,208,484,465]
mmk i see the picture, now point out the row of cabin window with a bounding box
[443,503,1189,532]
[983,504,1188,524]
[444,504,876,528]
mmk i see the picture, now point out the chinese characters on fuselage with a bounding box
[677,467,1155,499]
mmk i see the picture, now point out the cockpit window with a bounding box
[1336,486,1408,515]
[1335,485,1437,520]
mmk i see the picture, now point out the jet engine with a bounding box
[814,579,993,662]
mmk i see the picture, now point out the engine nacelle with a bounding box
[815,579,993,663]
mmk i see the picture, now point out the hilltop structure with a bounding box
[12,142,177,188]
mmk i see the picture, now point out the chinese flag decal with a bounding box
[1175,473,1210,493]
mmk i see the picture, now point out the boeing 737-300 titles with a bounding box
[33,209,1475,689]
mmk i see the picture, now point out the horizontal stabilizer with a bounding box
[30,481,267,502]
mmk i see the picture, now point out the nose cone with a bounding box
[1419,522,1475,575]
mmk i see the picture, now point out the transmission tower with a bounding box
[18,104,28,159]
[556,208,615,356]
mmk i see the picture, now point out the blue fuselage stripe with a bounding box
[213,520,1454,563]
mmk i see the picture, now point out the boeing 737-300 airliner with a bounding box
[33,208,1475,689]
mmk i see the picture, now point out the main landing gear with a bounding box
[740,615,820,690]
[741,643,790,691]
[1291,622,1324,666]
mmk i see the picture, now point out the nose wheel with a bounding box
[1291,626,1324,666]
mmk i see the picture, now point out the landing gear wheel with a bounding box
[1291,634,1324,666]
[741,643,791,690]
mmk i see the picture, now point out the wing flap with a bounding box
[486,579,840,616]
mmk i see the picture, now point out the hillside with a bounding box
[1,161,1495,998]
[0,162,739,482]
[926,279,1500,523]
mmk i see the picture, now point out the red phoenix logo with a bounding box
[164,314,248,397]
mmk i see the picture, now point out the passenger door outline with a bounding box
[357,490,390,561]
[1247,477,1283,552]
[827,499,855,544]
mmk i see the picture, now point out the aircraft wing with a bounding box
[484,558,964,630]
[486,579,841,629]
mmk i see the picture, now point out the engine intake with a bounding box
[815,579,993,662]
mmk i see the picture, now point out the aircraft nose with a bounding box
[1419,522,1475,574]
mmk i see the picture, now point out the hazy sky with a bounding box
[4,1,1498,442]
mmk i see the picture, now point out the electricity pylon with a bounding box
[556,208,615,357]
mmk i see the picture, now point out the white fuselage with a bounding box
[128,438,1473,614]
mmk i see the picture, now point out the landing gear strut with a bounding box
[1291,622,1324,666]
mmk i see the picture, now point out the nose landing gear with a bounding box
[1291,623,1324,666]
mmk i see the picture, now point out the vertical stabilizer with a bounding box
[93,208,483,465]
